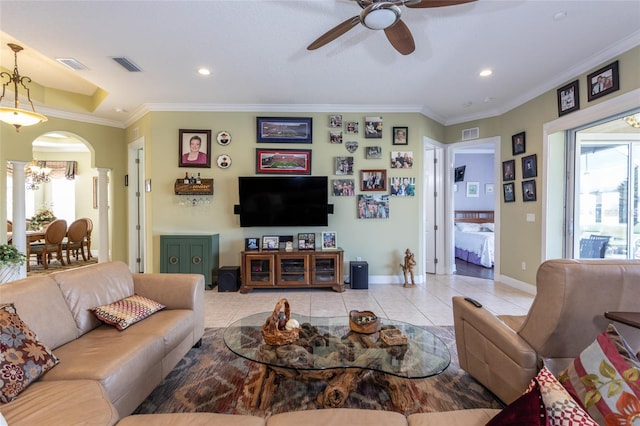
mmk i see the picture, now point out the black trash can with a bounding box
[349,261,368,289]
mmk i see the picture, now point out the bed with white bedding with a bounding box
[454,210,494,268]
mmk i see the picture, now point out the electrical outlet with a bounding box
[356,256,362,261]
[521,262,526,270]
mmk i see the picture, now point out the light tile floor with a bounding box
[203,274,534,328]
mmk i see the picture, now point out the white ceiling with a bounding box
[1,0,639,128]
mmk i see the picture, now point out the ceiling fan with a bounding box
[307,0,476,55]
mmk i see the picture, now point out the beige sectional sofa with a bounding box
[0,261,204,425]
[0,260,504,425]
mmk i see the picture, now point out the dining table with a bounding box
[7,230,47,272]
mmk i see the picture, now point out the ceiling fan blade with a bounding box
[384,19,415,55]
[307,16,361,50]
[405,0,476,8]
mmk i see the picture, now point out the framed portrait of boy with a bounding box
[179,129,211,168]
[245,238,259,251]
[512,132,526,155]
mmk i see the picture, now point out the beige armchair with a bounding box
[453,259,640,404]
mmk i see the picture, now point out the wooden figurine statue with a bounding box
[400,248,416,287]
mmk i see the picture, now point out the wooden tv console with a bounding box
[240,249,344,293]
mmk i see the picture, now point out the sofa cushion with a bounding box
[529,367,597,426]
[1,379,118,425]
[485,380,548,425]
[0,276,80,349]
[266,408,407,426]
[92,294,165,331]
[53,261,135,333]
[408,409,501,426]
[39,325,164,404]
[117,413,265,426]
[557,324,640,425]
[0,304,59,403]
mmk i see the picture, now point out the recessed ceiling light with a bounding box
[479,69,493,77]
[462,101,473,108]
[484,97,494,103]
[198,68,211,76]
[553,11,567,21]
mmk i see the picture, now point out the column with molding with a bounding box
[10,161,28,279]
[97,168,111,263]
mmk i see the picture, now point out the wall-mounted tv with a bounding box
[237,176,329,227]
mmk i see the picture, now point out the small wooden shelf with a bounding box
[174,179,213,195]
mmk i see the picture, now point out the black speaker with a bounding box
[349,261,368,289]
[217,266,240,292]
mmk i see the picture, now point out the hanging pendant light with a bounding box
[0,43,48,132]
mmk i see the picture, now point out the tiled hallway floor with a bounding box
[203,274,534,328]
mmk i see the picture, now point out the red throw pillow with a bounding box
[486,380,548,426]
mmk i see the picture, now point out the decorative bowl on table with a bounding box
[349,310,381,334]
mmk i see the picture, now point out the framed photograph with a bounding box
[391,151,413,168]
[485,183,494,194]
[365,146,382,159]
[503,182,515,203]
[360,169,387,191]
[345,121,359,134]
[332,179,355,196]
[345,141,358,153]
[389,176,416,197]
[364,116,383,138]
[357,194,390,219]
[454,165,466,182]
[557,80,580,116]
[466,181,480,197]
[335,156,354,175]
[392,126,408,145]
[502,160,515,181]
[256,117,313,143]
[255,148,311,174]
[245,237,259,251]
[522,179,537,202]
[321,232,337,250]
[587,60,619,102]
[512,132,526,155]
[522,154,537,178]
[179,129,211,168]
[297,233,316,250]
[329,114,342,128]
[329,130,343,144]
[262,235,280,250]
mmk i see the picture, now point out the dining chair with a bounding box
[63,218,88,263]
[28,219,67,272]
[80,217,93,260]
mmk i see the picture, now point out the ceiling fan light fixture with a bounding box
[361,3,401,30]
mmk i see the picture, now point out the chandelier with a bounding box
[26,160,51,191]
[0,43,48,132]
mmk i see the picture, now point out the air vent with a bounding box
[462,127,479,141]
[112,57,142,72]
[56,58,88,70]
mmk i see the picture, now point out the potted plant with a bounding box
[0,244,27,284]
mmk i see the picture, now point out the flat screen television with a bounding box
[238,176,329,227]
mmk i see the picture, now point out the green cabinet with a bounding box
[160,234,219,288]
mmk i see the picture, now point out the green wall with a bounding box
[2,45,638,286]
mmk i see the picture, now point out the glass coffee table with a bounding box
[223,312,451,410]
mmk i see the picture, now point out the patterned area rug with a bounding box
[134,326,503,417]
[27,258,97,277]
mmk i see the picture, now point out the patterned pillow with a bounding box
[0,303,59,403]
[557,324,640,425]
[486,380,548,426]
[528,367,598,426]
[91,294,165,331]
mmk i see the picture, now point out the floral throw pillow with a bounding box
[557,324,640,425]
[0,303,59,403]
[91,294,166,331]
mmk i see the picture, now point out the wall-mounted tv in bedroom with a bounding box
[237,176,330,227]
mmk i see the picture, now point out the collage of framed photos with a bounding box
[244,232,337,251]
[327,114,416,220]
[502,131,537,203]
